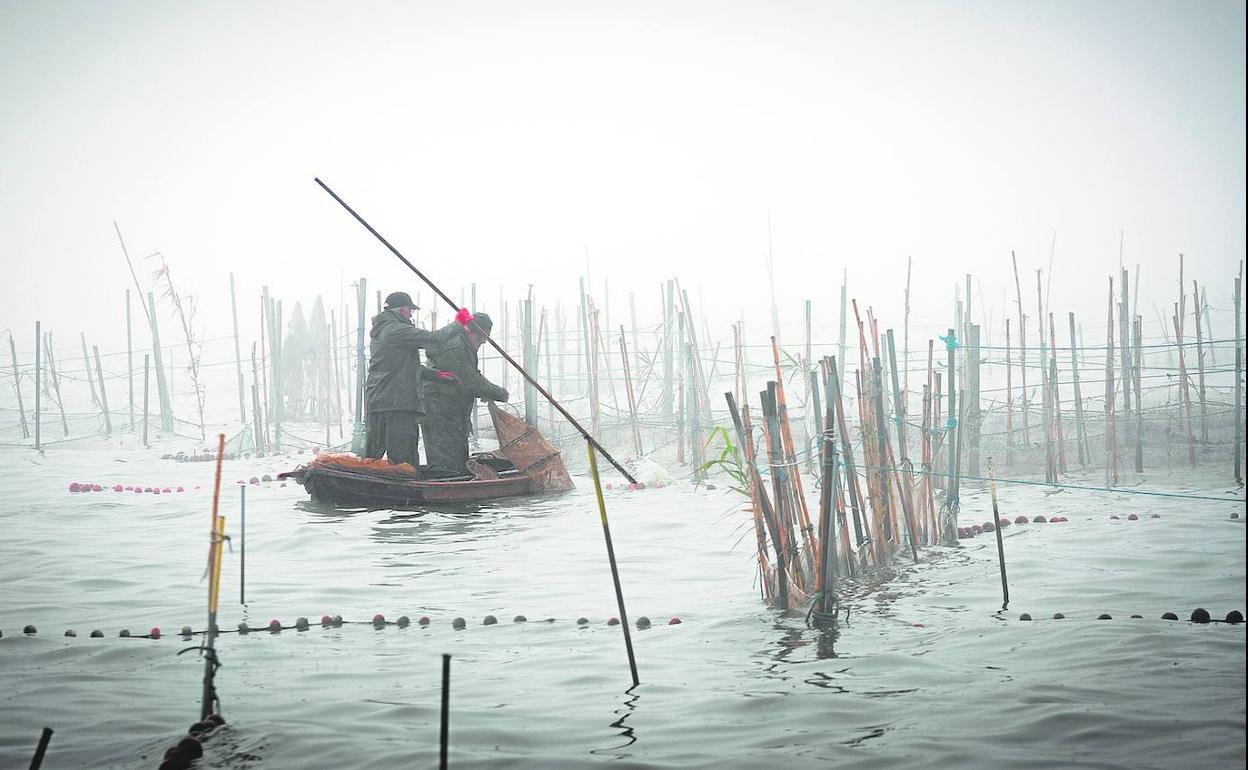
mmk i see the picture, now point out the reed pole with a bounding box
[761,384,793,603]
[126,289,134,431]
[726,391,780,601]
[34,321,41,450]
[1011,252,1029,446]
[92,345,112,437]
[142,354,150,447]
[815,409,839,618]
[7,334,29,439]
[230,274,247,425]
[1068,313,1088,466]
[1192,280,1208,446]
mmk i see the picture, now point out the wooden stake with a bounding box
[147,291,174,432]
[1047,315,1066,474]
[1234,270,1243,485]
[1105,278,1118,485]
[143,354,151,448]
[43,333,69,437]
[1011,252,1029,446]
[1068,312,1088,466]
[7,333,29,439]
[34,321,41,450]
[92,345,112,437]
[230,274,246,425]
[1173,305,1196,467]
[1192,280,1209,446]
[619,326,643,456]
[126,289,134,431]
[1132,315,1144,472]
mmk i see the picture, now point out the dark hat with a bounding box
[384,291,416,310]
[470,312,493,334]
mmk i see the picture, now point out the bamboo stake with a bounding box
[200,434,226,721]
[1068,312,1088,466]
[769,337,817,569]
[1234,271,1243,485]
[7,334,29,439]
[251,344,264,453]
[883,339,919,563]
[79,332,99,407]
[759,386,792,607]
[43,333,69,437]
[987,460,1009,610]
[1173,305,1196,467]
[1047,315,1065,474]
[523,298,535,425]
[726,392,776,603]
[1200,286,1216,367]
[92,345,112,437]
[1105,278,1118,485]
[1192,280,1208,446]
[147,291,174,432]
[619,326,643,456]
[941,328,958,544]
[586,441,640,686]
[126,289,134,431]
[230,274,246,425]
[1132,315,1144,472]
[1037,271,1055,483]
[34,321,41,450]
[142,354,150,448]
[1011,252,1029,445]
[904,256,912,423]
[828,355,869,560]
[1005,319,1013,465]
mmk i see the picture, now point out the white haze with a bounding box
[1,0,1244,357]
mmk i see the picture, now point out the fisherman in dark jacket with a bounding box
[419,310,509,475]
[363,292,455,472]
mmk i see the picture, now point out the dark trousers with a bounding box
[419,395,473,474]
[364,410,421,472]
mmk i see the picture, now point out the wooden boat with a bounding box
[279,403,575,507]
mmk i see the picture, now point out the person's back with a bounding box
[362,292,453,470]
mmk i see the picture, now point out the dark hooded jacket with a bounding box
[420,323,507,403]
[364,310,455,414]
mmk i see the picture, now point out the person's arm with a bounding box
[386,320,456,350]
[445,344,507,401]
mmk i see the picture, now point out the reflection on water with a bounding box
[591,685,642,759]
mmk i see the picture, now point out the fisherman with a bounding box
[363,291,453,473]
[420,309,509,476]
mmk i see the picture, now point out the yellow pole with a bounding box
[587,441,639,687]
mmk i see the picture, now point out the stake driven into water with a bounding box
[313,177,637,485]
[439,654,450,770]
[201,433,227,721]
[987,459,1010,610]
[587,442,640,687]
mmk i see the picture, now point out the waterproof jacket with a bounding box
[421,323,508,403]
[364,310,454,414]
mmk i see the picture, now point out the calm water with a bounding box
[1,436,1244,769]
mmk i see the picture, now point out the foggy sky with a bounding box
[1,0,1244,352]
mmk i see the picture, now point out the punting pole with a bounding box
[240,485,246,605]
[587,442,640,687]
[28,727,54,770]
[314,177,637,484]
[440,654,451,770]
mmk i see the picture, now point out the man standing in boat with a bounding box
[363,291,454,474]
[420,310,509,476]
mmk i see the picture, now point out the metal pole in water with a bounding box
[587,441,640,687]
[28,726,53,770]
[440,653,451,770]
[240,485,246,605]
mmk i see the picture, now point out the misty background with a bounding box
[1,0,1244,361]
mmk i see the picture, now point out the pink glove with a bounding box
[455,307,473,327]
[436,370,459,382]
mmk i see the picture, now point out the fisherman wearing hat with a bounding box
[419,308,509,476]
[363,291,453,472]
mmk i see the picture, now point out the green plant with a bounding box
[698,426,751,498]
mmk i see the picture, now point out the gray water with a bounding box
[1,436,1245,769]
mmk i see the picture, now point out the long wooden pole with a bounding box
[587,441,640,686]
[1173,306,1196,467]
[143,355,150,447]
[201,434,226,721]
[43,334,68,437]
[126,289,134,431]
[1004,319,1013,466]
[317,178,637,484]
[1105,278,1118,485]
[619,326,643,456]
[1234,271,1243,485]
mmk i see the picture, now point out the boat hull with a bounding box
[283,464,539,507]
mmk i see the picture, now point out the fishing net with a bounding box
[488,402,575,492]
